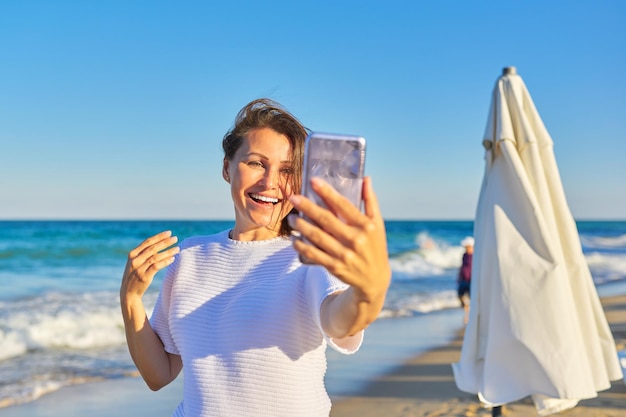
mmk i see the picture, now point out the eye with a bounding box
[280,166,294,176]
[247,160,264,168]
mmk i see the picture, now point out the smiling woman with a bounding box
[222,127,297,241]
[220,99,308,239]
[119,98,392,417]
[222,110,306,240]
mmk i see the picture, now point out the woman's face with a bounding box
[224,128,294,240]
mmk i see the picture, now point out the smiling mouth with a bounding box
[249,193,280,205]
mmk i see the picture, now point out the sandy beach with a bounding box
[1,293,624,417]
[331,292,626,417]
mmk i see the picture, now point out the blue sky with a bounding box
[1,1,624,220]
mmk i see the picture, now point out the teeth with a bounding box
[250,193,279,204]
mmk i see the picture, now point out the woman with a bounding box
[120,98,391,416]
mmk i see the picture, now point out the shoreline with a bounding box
[0,309,466,416]
[330,292,626,417]
[1,287,625,416]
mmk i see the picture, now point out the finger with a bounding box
[147,245,180,265]
[129,234,179,277]
[130,231,173,258]
[291,234,357,284]
[133,234,179,265]
[289,213,349,260]
[362,177,383,222]
[140,243,180,269]
[308,178,366,226]
[134,245,180,281]
[290,194,354,245]
[140,246,180,276]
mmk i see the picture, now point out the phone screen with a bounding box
[300,132,366,212]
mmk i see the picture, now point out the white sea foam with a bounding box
[585,252,626,283]
[389,251,446,278]
[389,240,465,279]
[0,291,159,407]
[582,234,626,249]
[0,330,26,361]
[380,290,460,318]
[420,245,465,269]
[0,291,158,361]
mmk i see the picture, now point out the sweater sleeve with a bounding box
[305,266,364,355]
[149,257,180,356]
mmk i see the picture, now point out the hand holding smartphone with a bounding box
[297,132,366,263]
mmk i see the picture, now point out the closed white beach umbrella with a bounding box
[452,67,623,416]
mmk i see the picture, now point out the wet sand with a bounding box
[330,294,626,417]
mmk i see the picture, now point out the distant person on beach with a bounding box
[457,236,474,324]
[120,98,391,417]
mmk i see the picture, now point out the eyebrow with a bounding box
[244,152,292,164]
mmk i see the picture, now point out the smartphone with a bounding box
[299,131,366,219]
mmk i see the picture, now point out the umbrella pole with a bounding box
[492,405,502,416]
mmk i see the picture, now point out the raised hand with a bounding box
[120,230,179,300]
[120,230,182,390]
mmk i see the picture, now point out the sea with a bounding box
[1,220,625,408]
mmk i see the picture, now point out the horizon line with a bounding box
[1,218,625,222]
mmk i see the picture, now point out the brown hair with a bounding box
[222,98,308,237]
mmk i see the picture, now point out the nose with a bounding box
[261,167,279,189]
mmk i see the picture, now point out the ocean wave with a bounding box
[581,234,626,249]
[0,347,138,408]
[380,290,460,318]
[585,252,626,284]
[0,292,157,361]
[0,291,158,407]
[389,241,465,279]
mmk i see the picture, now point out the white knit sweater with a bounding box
[150,230,363,417]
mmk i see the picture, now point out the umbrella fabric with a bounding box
[452,68,622,416]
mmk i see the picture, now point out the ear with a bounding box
[222,159,230,183]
